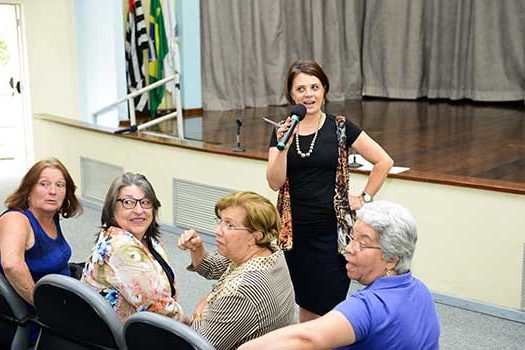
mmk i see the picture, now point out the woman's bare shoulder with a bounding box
[0,211,32,241]
[0,210,30,227]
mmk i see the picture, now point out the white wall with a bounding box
[177,0,202,109]
[380,178,525,310]
[21,0,80,119]
[75,0,126,126]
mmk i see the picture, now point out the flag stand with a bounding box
[93,0,184,139]
[93,75,184,138]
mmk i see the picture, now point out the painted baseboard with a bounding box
[432,292,525,324]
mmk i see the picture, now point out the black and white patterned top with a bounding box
[189,246,295,350]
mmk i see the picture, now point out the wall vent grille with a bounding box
[173,178,235,236]
[80,158,123,204]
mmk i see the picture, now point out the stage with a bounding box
[148,98,525,194]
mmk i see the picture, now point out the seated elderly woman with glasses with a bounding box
[239,201,440,350]
[177,191,295,350]
[82,173,184,322]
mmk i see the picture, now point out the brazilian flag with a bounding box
[148,0,168,116]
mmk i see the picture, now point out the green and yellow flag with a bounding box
[148,0,168,116]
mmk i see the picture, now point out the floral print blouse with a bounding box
[81,226,182,321]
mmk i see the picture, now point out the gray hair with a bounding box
[101,172,161,240]
[356,201,417,274]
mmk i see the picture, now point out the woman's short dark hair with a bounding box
[4,158,82,218]
[285,59,330,105]
[101,172,161,240]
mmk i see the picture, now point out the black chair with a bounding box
[33,274,126,350]
[124,312,214,350]
[0,273,33,350]
[68,262,85,280]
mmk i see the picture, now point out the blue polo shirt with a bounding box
[334,272,440,350]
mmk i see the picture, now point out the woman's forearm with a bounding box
[267,148,287,191]
[190,246,205,268]
[363,156,394,196]
[239,310,355,350]
[3,263,35,304]
[238,324,318,350]
[351,132,394,196]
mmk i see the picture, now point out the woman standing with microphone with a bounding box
[267,59,393,322]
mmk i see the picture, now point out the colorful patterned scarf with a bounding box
[277,115,353,254]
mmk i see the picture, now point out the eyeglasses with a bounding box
[214,218,253,232]
[346,233,381,252]
[117,197,153,209]
[38,181,66,191]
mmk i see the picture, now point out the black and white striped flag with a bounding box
[125,0,149,113]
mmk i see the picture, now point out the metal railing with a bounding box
[92,74,184,139]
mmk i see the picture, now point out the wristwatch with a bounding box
[361,192,373,203]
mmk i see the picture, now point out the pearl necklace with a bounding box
[295,114,323,158]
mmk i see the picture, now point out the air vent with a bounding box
[173,178,235,236]
[80,158,123,203]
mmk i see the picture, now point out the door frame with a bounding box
[1,0,33,167]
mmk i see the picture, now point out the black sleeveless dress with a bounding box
[270,114,362,315]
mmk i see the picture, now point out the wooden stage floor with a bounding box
[151,98,525,194]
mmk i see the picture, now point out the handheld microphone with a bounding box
[277,104,307,150]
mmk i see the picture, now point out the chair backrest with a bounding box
[33,274,126,350]
[124,312,215,350]
[68,262,85,280]
[0,273,32,350]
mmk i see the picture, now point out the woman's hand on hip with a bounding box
[349,194,364,211]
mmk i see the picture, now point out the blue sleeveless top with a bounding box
[0,208,72,343]
[0,209,71,279]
